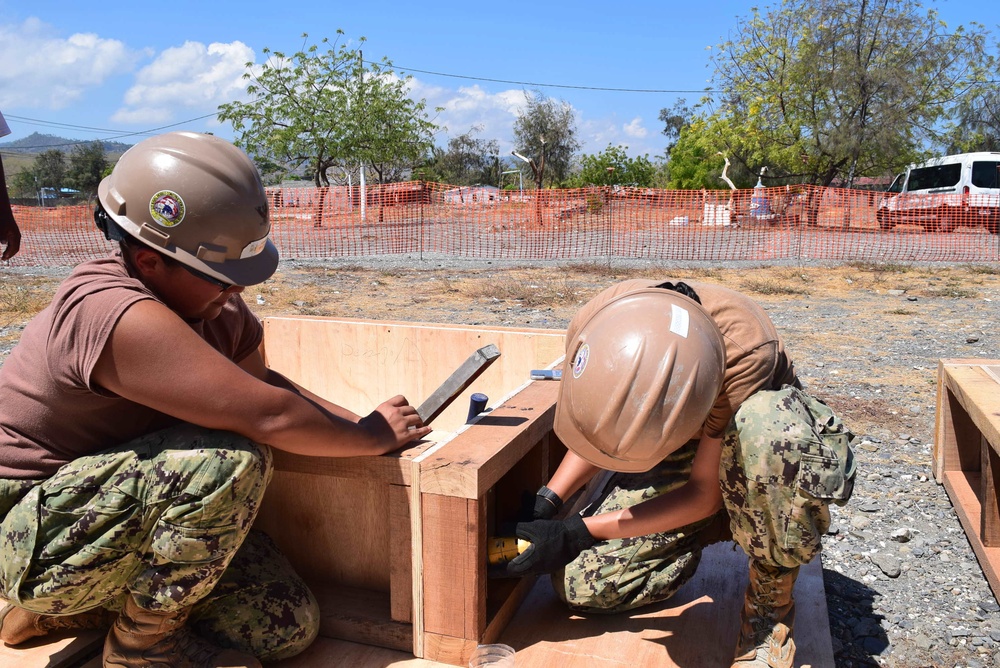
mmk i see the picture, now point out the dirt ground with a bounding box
[3,259,999,439]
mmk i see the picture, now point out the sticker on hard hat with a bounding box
[241,237,268,258]
[149,191,186,228]
[670,304,690,338]
[572,343,590,378]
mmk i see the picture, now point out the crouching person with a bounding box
[492,280,855,667]
[0,132,431,667]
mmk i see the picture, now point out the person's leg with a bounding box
[188,530,320,662]
[720,386,855,667]
[1,425,277,665]
[554,442,721,614]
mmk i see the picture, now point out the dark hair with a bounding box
[654,281,702,304]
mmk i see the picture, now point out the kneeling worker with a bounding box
[0,132,431,667]
[495,279,856,667]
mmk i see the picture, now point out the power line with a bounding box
[381,61,720,94]
[1,112,220,151]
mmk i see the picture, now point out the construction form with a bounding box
[6,316,835,667]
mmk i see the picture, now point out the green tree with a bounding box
[33,150,67,189]
[67,142,108,198]
[566,145,657,187]
[659,99,694,155]
[945,34,1000,152]
[218,32,438,186]
[512,91,580,188]
[708,0,987,186]
[425,128,501,186]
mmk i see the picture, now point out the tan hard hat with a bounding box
[554,286,726,473]
[97,131,277,286]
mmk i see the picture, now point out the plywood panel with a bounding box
[262,316,564,434]
[0,629,103,668]
[254,472,391,592]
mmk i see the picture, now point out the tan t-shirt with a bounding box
[565,279,798,439]
[0,255,264,479]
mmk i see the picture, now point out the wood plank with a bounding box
[254,473,391,593]
[943,364,1000,459]
[264,635,448,667]
[496,543,832,668]
[418,381,561,499]
[942,469,1000,603]
[0,629,103,668]
[420,494,482,641]
[984,434,1000,546]
[310,582,412,653]
[261,316,564,435]
[389,484,414,624]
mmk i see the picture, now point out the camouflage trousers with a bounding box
[0,424,319,661]
[557,385,855,614]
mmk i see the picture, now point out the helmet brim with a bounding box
[193,238,279,287]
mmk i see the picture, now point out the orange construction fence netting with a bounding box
[6,182,1000,269]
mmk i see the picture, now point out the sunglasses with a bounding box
[181,264,238,291]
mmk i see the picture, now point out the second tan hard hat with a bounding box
[97,131,277,286]
[554,286,726,473]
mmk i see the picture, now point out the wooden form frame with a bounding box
[934,359,1000,602]
[254,316,567,666]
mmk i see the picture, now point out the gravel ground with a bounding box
[3,255,1000,667]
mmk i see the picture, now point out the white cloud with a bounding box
[623,117,648,139]
[408,79,530,152]
[0,18,139,109]
[112,41,254,125]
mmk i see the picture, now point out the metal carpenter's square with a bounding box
[416,344,501,425]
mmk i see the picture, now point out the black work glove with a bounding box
[517,485,563,522]
[492,514,595,579]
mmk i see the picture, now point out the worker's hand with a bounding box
[517,485,563,522]
[359,395,431,453]
[0,214,21,260]
[491,515,595,579]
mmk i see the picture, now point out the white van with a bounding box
[876,152,1000,233]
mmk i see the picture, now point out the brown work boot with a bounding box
[0,601,116,646]
[103,596,261,668]
[731,559,799,668]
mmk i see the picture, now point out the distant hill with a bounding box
[0,132,132,156]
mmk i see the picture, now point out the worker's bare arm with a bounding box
[92,300,431,456]
[545,450,602,502]
[238,346,363,423]
[582,434,724,541]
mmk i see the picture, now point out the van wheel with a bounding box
[876,210,895,231]
[936,216,957,233]
[988,213,1000,235]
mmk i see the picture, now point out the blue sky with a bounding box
[0,0,990,160]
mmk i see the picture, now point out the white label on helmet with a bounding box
[670,304,690,338]
[241,237,268,258]
[572,343,590,379]
[149,191,185,227]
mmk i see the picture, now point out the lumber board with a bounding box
[418,381,561,499]
[270,542,833,667]
[254,472,391,592]
[416,344,501,425]
[985,435,1000,546]
[261,316,564,434]
[941,363,1000,461]
[0,629,103,668]
[389,484,414,624]
[419,494,483,640]
[310,582,412,653]
[942,469,1000,603]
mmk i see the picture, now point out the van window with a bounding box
[886,173,904,193]
[971,161,1000,188]
[907,163,962,191]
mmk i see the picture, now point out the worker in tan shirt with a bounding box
[0,132,430,668]
[494,279,856,668]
